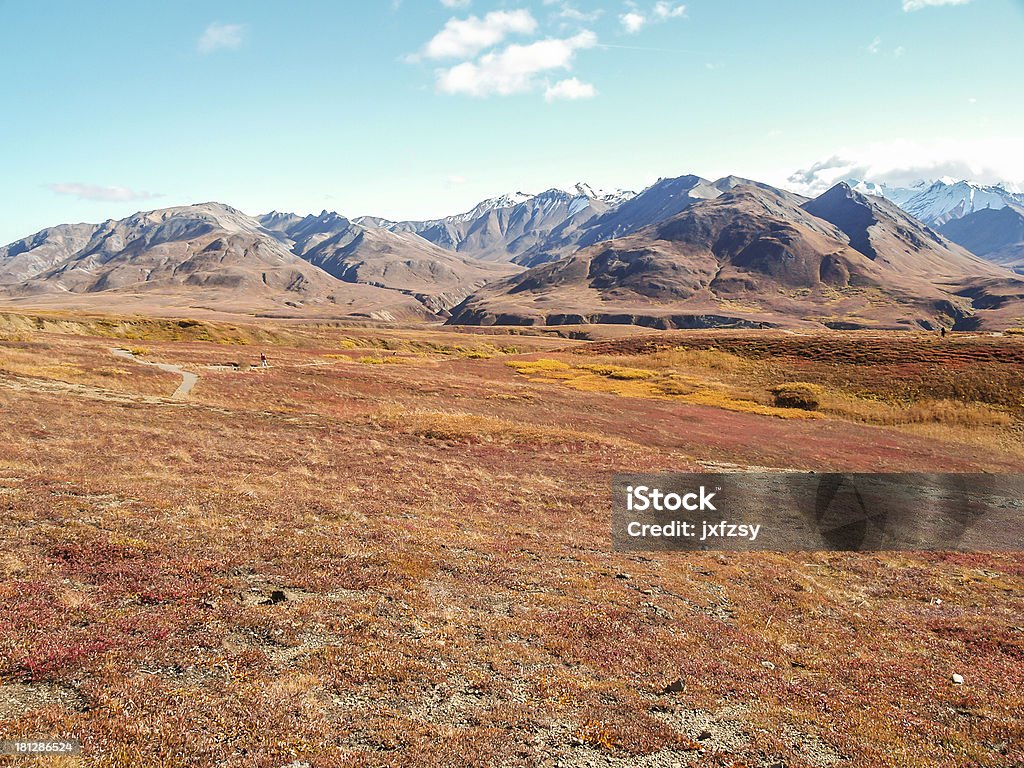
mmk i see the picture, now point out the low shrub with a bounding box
[770,382,824,410]
[577,364,657,380]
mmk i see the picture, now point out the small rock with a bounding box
[761,661,777,670]
[661,678,685,694]
[615,572,631,580]
[697,729,712,741]
[952,673,964,685]
[261,590,288,605]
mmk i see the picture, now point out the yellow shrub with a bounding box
[506,359,571,375]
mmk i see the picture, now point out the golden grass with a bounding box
[682,388,822,419]
[506,358,572,375]
[507,356,819,419]
[576,363,657,380]
[823,393,1013,428]
[559,341,1023,436]
[0,310,289,346]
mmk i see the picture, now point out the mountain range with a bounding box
[449,182,1018,330]
[853,178,1024,272]
[2,174,1023,330]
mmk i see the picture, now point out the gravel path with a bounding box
[110,348,198,400]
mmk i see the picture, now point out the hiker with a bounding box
[260,352,268,368]
[940,327,947,339]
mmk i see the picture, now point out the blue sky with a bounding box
[1,0,1022,243]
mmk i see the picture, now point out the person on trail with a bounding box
[940,327,947,339]
[260,352,268,368]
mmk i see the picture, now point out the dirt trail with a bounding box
[110,348,198,400]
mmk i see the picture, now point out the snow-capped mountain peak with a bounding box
[901,179,1020,227]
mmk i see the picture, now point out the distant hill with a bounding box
[358,184,633,264]
[938,204,1024,274]
[448,183,1021,331]
[260,210,519,313]
[0,204,433,320]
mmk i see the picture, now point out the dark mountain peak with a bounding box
[814,181,864,204]
[650,174,709,193]
[713,175,765,191]
[802,183,885,259]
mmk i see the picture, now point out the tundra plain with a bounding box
[0,311,1022,768]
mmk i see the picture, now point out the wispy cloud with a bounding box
[441,0,470,6]
[653,2,686,19]
[197,22,245,54]
[902,0,971,11]
[437,31,597,97]
[423,10,537,59]
[552,3,604,24]
[867,36,907,57]
[545,77,597,101]
[47,182,163,202]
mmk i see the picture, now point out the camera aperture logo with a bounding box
[623,483,762,543]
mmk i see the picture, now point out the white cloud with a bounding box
[787,138,1024,195]
[620,12,646,33]
[437,31,597,97]
[544,77,597,101]
[197,22,244,54]
[47,182,163,202]
[902,0,971,10]
[653,2,686,19]
[868,36,882,54]
[424,10,537,59]
[441,0,470,7]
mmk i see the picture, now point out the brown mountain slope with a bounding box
[0,204,433,321]
[447,184,1024,330]
[0,223,100,285]
[261,211,519,314]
